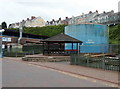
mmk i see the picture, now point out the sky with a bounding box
[0,0,119,26]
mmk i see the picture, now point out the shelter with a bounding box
[42,33,83,55]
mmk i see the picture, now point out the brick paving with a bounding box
[3,56,118,84]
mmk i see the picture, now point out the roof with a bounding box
[42,33,83,43]
[32,16,44,22]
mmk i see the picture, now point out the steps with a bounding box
[22,56,70,62]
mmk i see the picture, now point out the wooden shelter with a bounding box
[42,33,83,56]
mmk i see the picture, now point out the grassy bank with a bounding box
[109,24,120,44]
[10,25,66,37]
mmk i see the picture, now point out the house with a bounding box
[107,12,120,24]
[68,10,119,25]
[93,10,114,24]
[68,10,99,25]
[60,17,71,25]
[9,22,20,28]
[45,17,71,26]
[24,18,31,27]
[30,16,45,27]
[9,16,45,28]
[45,18,62,26]
[24,16,45,27]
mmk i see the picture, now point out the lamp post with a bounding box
[0,29,5,58]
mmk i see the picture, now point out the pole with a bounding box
[0,32,2,58]
[108,24,109,43]
[0,29,5,58]
[78,43,79,55]
[102,44,105,69]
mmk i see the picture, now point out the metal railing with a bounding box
[70,44,120,71]
[70,54,119,71]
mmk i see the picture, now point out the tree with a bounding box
[1,22,7,29]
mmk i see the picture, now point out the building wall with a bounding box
[65,24,108,53]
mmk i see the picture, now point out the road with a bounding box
[2,59,113,87]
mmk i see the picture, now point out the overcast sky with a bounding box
[0,0,119,26]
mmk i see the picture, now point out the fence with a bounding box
[70,44,120,71]
[3,45,43,57]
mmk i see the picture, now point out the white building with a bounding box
[9,16,45,28]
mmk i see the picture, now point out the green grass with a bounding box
[20,25,66,37]
[109,24,120,44]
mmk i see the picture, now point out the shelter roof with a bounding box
[42,33,83,43]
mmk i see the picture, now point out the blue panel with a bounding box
[65,24,108,53]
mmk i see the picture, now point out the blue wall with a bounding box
[65,24,108,53]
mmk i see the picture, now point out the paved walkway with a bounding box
[3,56,118,85]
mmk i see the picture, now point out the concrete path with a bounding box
[3,57,119,85]
[2,59,113,87]
[29,62,118,84]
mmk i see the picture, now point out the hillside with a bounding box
[9,24,120,44]
[10,25,66,37]
[109,24,120,44]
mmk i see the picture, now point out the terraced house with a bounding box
[45,17,71,26]
[68,10,120,25]
[9,16,45,28]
